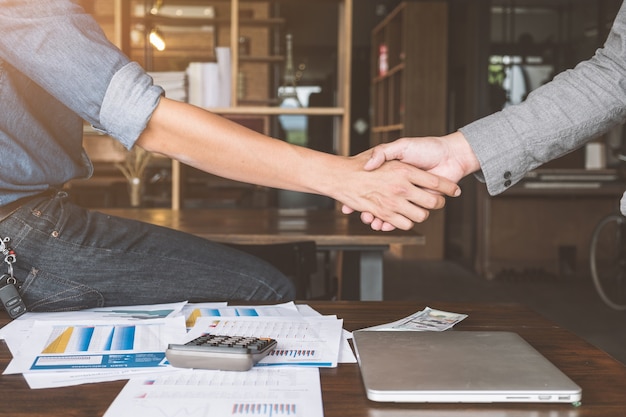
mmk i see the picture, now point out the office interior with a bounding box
[74,0,626,365]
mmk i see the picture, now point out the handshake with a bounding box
[341,131,480,232]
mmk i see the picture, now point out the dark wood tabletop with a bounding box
[97,208,425,301]
[97,208,425,247]
[1,301,625,416]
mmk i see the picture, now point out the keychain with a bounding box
[0,237,27,318]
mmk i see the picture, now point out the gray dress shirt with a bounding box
[460,1,626,214]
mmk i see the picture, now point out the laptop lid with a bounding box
[352,330,582,403]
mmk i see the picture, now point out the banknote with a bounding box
[361,307,467,332]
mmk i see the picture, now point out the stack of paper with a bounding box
[186,46,231,108]
[0,302,189,388]
[0,301,352,387]
[148,71,187,102]
[0,301,467,417]
[0,301,351,417]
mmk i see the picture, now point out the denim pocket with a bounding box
[19,267,104,312]
[27,191,71,236]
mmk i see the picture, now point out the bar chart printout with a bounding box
[2,317,185,374]
[30,323,169,371]
[42,324,137,353]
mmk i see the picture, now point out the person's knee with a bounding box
[278,277,297,301]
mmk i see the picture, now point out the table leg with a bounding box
[338,249,385,301]
[359,250,383,301]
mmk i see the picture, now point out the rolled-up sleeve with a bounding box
[98,62,164,149]
[0,0,163,149]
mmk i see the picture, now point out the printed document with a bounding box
[104,367,323,417]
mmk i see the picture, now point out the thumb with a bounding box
[363,146,389,171]
[364,142,409,171]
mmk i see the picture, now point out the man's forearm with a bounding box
[136,97,338,195]
[136,97,460,230]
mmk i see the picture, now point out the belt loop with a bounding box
[0,191,53,223]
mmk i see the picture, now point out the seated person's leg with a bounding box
[0,192,295,311]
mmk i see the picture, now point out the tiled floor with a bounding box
[382,257,626,366]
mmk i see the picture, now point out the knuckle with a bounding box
[418,192,440,209]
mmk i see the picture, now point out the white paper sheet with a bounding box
[0,301,187,354]
[4,315,187,375]
[0,301,355,389]
[187,315,343,367]
[103,367,324,417]
[23,367,178,389]
[181,301,299,329]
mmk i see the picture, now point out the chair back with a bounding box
[226,241,318,299]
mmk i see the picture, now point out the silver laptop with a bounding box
[352,330,582,403]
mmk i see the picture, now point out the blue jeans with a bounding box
[0,191,295,311]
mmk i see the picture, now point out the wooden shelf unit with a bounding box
[370,1,448,146]
[110,0,354,209]
[369,1,449,260]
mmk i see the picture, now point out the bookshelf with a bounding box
[121,0,352,209]
[370,1,448,146]
[115,0,353,209]
[369,1,448,259]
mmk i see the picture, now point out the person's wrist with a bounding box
[445,131,481,177]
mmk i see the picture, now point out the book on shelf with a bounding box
[186,47,231,108]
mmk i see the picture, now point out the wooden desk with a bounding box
[475,177,625,279]
[98,208,424,301]
[1,301,625,416]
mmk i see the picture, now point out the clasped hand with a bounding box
[344,132,476,231]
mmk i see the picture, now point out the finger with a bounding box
[362,216,398,232]
[370,218,384,231]
[381,222,396,232]
[360,203,415,230]
[370,210,415,231]
[402,184,448,211]
[360,211,375,224]
[350,206,409,231]
[341,205,355,214]
[358,212,399,232]
[409,169,461,198]
[382,190,434,225]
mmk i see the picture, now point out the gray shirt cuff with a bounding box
[459,114,528,196]
[98,62,164,149]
